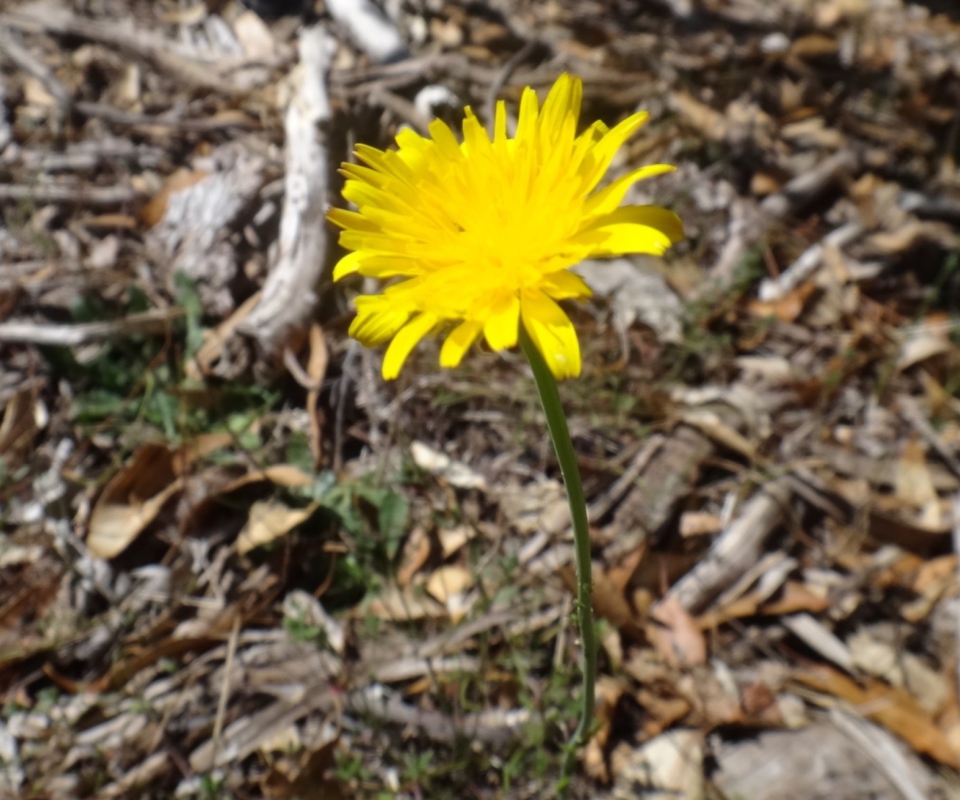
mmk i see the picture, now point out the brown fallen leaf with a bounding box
[364,585,447,622]
[425,564,475,605]
[88,443,183,559]
[894,437,941,529]
[397,526,432,588]
[635,688,692,739]
[678,667,744,728]
[305,324,329,469]
[0,389,39,466]
[748,283,817,323]
[186,291,260,381]
[698,580,831,630]
[792,666,959,767]
[437,525,476,558]
[648,595,707,667]
[867,508,951,555]
[670,91,727,141]
[558,563,635,631]
[585,676,626,783]
[237,500,319,556]
[758,581,832,616]
[139,168,211,228]
[789,34,838,59]
[180,463,314,536]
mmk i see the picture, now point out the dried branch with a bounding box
[239,26,334,356]
[1,7,238,94]
[0,183,142,206]
[664,476,793,613]
[326,0,407,64]
[0,309,182,346]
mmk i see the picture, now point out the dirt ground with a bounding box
[3,0,960,798]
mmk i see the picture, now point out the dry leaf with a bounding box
[236,500,319,556]
[88,443,184,558]
[233,10,277,60]
[585,676,626,782]
[649,595,707,667]
[894,438,941,528]
[792,666,959,767]
[747,283,817,323]
[410,441,486,489]
[186,291,260,381]
[179,463,314,536]
[680,409,759,462]
[365,585,447,622]
[679,512,722,538]
[0,389,39,465]
[140,169,211,228]
[425,565,475,604]
[789,34,838,59]
[305,324,329,469]
[867,220,956,255]
[397,526,432,587]
[759,581,832,616]
[750,172,781,196]
[611,730,704,800]
[437,525,476,558]
[678,667,744,727]
[671,91,727,140]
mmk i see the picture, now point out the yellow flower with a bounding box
[328,73,683,380]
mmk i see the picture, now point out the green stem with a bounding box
[519,325,596,794]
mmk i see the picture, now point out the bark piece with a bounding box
[326,0,407,64]
[147,144,266,316]
[713,724,910,800]
[665,477,792,614]
[603,424,714,562]
[240,26,334,356]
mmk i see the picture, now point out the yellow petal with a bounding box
[461,109,496,161]
[395,127,431,154]
[590,206,683,244]
[339,231,416,255]
[580,111,649,192]
[584,205,685,243]
[333,251,364,280]
[493,99,507,145]
[350,298,411,345]
[575,224,674,256]
[520,291,581,379]
[428,118,463,162]
[382,312,437,379]
[351,255,424,279]
[440,320,483,368]
[483,293,520,351]
[516,85,540,143]
[356,144,416,184]
[573,206,683,256]
[327,207,379,231]
[539,73,579,147]
[585,164,676,218]
[340,163,388,188]
[539,270,593,300]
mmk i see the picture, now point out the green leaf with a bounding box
[174,271,205,359]
[377,490,409,560]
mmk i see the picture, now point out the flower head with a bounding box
[329,74,682,380]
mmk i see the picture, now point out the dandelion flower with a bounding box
[328,73,683,380]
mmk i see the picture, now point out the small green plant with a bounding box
[198,773,232,800]
[283,608,327,648]
[333,751,373,783]
[402,748,435,785]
